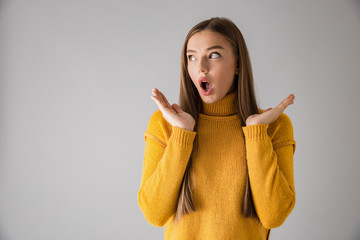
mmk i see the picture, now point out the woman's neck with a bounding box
[200,91,237,116]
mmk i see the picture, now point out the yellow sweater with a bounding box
[138,91,296,239]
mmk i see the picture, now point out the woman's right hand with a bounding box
[151,88,195,132]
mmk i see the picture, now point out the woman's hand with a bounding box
[246,94,295,126]
[151,88,196,132]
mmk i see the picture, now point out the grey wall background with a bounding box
[1,0,359,239]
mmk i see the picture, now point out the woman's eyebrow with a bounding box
[186,45,224,53]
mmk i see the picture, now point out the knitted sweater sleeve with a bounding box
[242,112,296,229]
[138,111,197,227]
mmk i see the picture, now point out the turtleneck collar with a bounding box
[200,91,238,116]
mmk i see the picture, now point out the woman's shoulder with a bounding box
[259,108,295,150]
[144,110,173,143]
[147,110,172,127]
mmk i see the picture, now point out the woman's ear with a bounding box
[235,62,240,74]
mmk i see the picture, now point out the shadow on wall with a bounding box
[353,227,360,240]
[0,228,8,240]
[351,0,360,14]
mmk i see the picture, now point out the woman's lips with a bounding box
[198,77,212,87]
[198,77,213,96]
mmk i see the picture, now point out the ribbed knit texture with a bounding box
[138,91,297,240]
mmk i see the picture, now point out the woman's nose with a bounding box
[198,57,208,73]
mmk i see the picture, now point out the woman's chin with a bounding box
[200,94,221,104]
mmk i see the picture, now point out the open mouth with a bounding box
[199,79,213,92]
[201,81,211,91]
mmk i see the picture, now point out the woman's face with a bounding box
[186,30,238,104]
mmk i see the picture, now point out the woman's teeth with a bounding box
[202,81,211,91]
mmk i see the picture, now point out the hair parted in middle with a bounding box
[173,17,261,225]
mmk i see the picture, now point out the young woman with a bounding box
[138,17,296,240]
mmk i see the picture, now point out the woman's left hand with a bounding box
[245,94,295,126]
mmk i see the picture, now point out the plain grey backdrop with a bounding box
[1,0,359,239]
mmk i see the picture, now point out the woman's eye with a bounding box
[188,52,220,61]
[188,55,195,61]
[210,52,221,58]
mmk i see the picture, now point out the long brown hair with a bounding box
[174,17,261,224]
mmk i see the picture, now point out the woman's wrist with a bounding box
[175,125,194,132]
[182,127,195,132]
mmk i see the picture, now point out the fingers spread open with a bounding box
[151,89,177,114]
[158,90,172,108]
[151,95,165,110]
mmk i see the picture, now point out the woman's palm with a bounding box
[246,94,295,126]
[151,88,195,132]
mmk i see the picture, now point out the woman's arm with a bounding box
[242,115,296,229]
[138,112,197,227]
